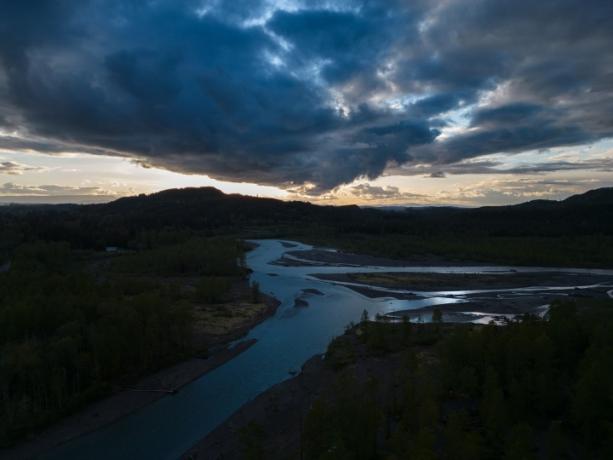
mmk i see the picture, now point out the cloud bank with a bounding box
[1,0,612,192]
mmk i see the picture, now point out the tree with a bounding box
[240,421,266,460]
[367,322,387,353]
[251,281,261,303]
[194,276,231,304]
[402,315,412,344]
[504,424,535,460]
[444,411,483,460]
[480,367,507,441]
[303,399,333,459]
[546,421,567,460]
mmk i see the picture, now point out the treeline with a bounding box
[110,237,245,276]
[1,187,613,261]
[312,233,613,267]
[0,236,244,446]
[301,300,613,459]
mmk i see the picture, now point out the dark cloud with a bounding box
[0,161,40,175]
[268,6,400,89]
[391,156,613,177]
[350,184,424,201]
[0,134,126,157]
[0,181,115,204]
[0,182,111,196]
[1,0,612,191]
[470,103,544,127]
[411,92,475,118]
[402,0,613,165]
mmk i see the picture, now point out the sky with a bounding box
[1,0,612,206]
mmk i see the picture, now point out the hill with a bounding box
[81,185,613,239]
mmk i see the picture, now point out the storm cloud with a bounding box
[1,0,612,191]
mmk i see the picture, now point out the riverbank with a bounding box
[192,291,281,348]
[180,321,464,459]
[3,340,255,460]
[2,292,280,460]
[181,353,328,459]
[388,296,552,323]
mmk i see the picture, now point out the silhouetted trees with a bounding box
[0,236,244,446]
[302,299,613,459]
[250,281,261,303]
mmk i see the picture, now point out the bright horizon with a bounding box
[1,140,612,206]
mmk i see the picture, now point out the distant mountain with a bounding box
[92,186,369,231]
[499,187,613,210]
[366,205,464,212]
[96,185,613,238]
[562,187,613,206]
[457,188,613,236]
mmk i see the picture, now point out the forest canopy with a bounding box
[302,300,613,460]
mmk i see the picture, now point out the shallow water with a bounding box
[45,240,613,460]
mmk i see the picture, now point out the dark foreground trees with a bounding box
[302,300,613,460]
[0,237,243,446]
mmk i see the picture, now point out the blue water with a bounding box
[44,240,613,459]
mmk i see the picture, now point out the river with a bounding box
[45,239,613,459]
